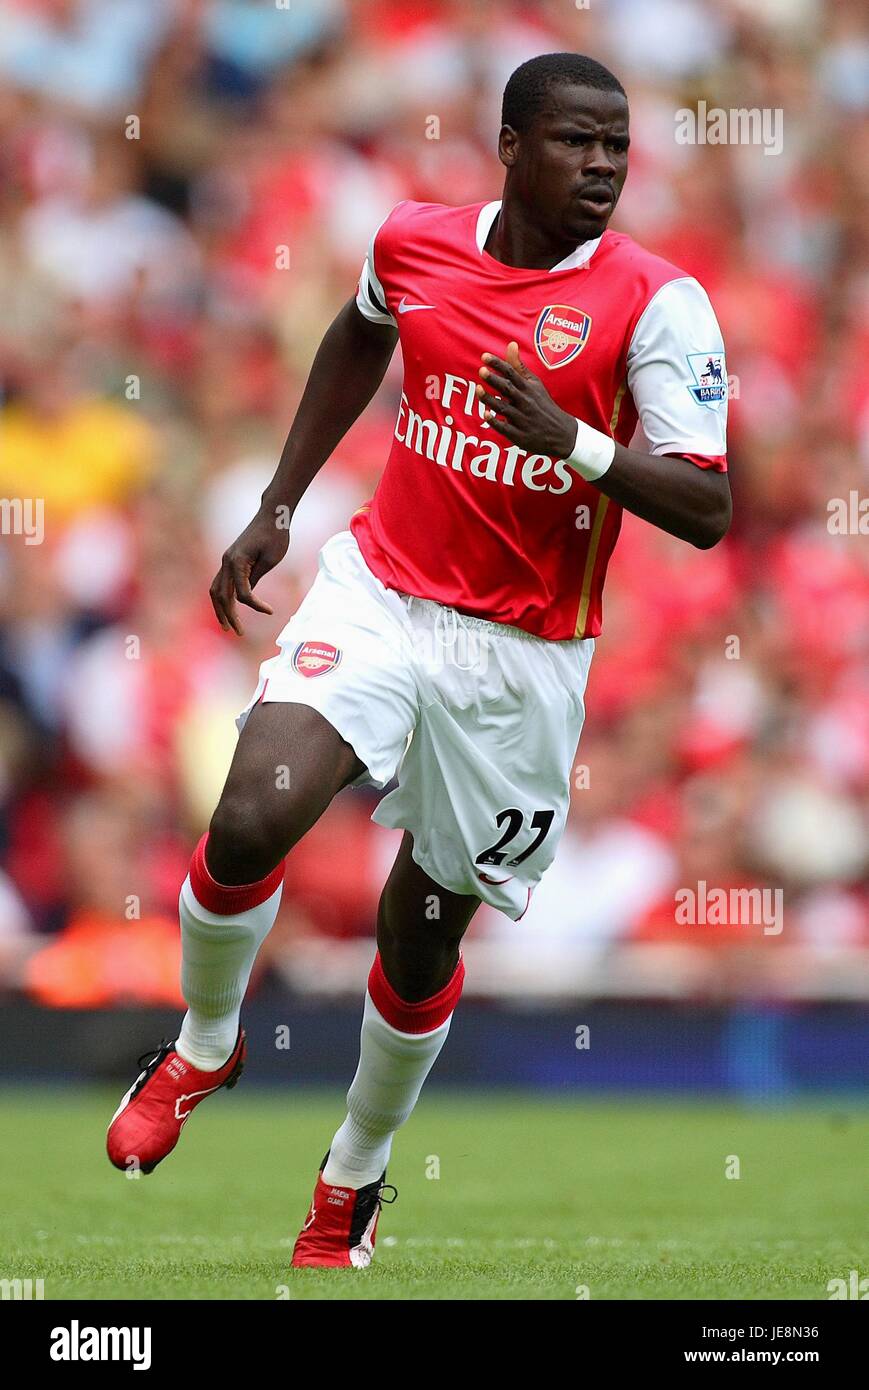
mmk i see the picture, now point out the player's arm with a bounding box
[574,437,731,548]
[210,298,398,634]
[476,342,730,549]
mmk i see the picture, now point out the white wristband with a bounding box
[565,417,616,482]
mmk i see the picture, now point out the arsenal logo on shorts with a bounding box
[292,640,342,678]
[533,304,592,370]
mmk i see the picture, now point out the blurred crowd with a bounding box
[0,0,866,1006]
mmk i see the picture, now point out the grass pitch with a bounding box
[0,1088,864,1300]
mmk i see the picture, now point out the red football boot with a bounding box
[106,1030,246,1174]
[291,1152,397,1269]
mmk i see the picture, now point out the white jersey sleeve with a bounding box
[627,276,728,466]
[355,210,398,327]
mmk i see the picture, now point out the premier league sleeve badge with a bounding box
[686,352,728,410]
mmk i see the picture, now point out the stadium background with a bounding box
[0,0,866,1104]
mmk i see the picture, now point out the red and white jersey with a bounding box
[351,199,727,640]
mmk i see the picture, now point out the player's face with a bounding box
[501,84,630,244]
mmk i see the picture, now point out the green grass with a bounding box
[0,1088,865,1300]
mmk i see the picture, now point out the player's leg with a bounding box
[204,701,365,884]
[108,529,420,1175]
[174,700,365,1071]
[328,830,479,1181]
[107,700,364,1173]
[291,833,479,1267]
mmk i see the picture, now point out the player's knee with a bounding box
[206,794,289,885]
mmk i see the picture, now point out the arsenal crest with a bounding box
[534,304,592,369]
[292,640,342,678]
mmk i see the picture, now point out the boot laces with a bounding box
[132,1039,174,1091]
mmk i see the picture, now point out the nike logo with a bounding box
[477,871,514,886]
[398,296,436,314]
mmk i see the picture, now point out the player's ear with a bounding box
[498,125,519,169]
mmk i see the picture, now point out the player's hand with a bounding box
[209,507,289,636]
[476,342,577,459]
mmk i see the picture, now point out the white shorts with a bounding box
[236,531,593,920]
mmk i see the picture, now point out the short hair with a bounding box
[502,53,626,131]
